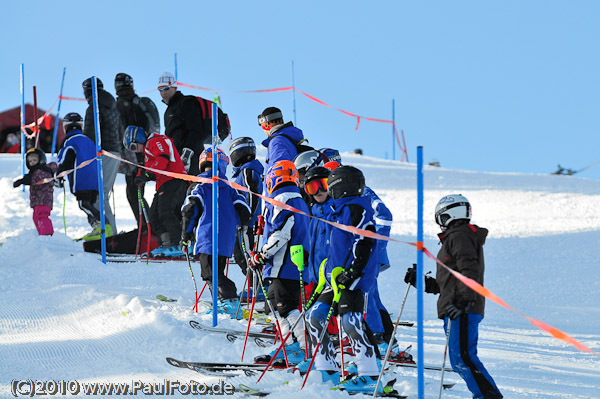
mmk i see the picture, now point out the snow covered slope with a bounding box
[0,152,598,398]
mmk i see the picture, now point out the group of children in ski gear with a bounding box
[12,73,502,397]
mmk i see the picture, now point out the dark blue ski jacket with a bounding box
[326,195,377,293]
[181,170,251,257]
[231,159,264,225]
[261,122,304,172]
[308,196,335,284]
[57,130,99,194]
[363,186,392,266]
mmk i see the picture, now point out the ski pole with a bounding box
[241,276,257,362]
[438,319,452,399]
[301,266,344,389]
[290,244,309,360]
[235,227,255,319]
[135,186,143,257]
[373,281,411,397]
[182,242,199,313]
[338,315,345,377]
[138,190,151,266]
[62,184,67,235]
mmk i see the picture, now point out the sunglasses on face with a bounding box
[158,86,172,92]
[304,178,328,195]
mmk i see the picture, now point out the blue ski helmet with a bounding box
[123,126,148,151]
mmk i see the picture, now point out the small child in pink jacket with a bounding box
[13,148,58,235]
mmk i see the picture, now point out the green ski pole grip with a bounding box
[290,244,305,272]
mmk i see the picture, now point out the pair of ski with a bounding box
[167,359,405,398]
[238,381,406,398]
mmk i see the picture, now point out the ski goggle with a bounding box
[158,85,172,92]
[304,178,328,195]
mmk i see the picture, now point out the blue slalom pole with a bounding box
[51,67,66,155]
[91,77,107,264]
[174,53,178,81]
[291,60,297,126]
[392,99,396,161]
[416,146,424,399]
[20,64,26,193]
[212,102,219,326]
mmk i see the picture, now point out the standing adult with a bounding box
[157,72,230,176]
[82,77,122,236]
[114,72,160,221]
[405,194,503,399]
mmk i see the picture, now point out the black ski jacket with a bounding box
[435,221,488,319]
[83,89,123,153]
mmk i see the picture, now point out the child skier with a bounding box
[180,147,251,316]
[55,112,101,240]
[405,194,503,399]
[125,126,188,257]
[229,137,264,275]
[250,160,310,365]
[305,165,386,394]
[13,148,58,235]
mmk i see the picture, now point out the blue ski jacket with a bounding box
[364,186,393,266]
[307,196,335,284]
[231,159,264,225]
[57,130,99,194]
[326,195,377,293]
[261,184,310,282]
[181,170,251,257]
[261,122,304,172]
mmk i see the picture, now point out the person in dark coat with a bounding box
[114,72,160,223]
[405,194,503,399]
[13,148,58,235]
[82,77,122,234]
[157,72,230,176]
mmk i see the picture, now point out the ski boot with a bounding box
[162,245,185,258]
[254,341,304,365]
[336,375,387,395]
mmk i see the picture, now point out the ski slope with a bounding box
[0,151,599,398]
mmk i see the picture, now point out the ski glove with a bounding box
[13,174,32,188]
[248,251,267,271]
[404,266,440,294]
[445,301,475,320]
[180,232,194,254]
[134,171,155,186]
[335,269,359,289]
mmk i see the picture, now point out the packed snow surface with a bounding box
[1,152,599,398]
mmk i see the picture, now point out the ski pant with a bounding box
[307,287,379,376]
[33,205,53,236]
[197,254,237,300]
[267,278,306,351]
[148,179,187,247]
[365,275,395,341]
[94,152,119,231]
[76,190,100,227]
[444,314,503,399]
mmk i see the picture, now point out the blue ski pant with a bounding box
[444,313,503,399]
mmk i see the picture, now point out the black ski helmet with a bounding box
[114,73,134,91]
[327,165,365,199]
[25,148,47,169]
[229,137,256,167]
[82,77,103,98]
[304,166,330,185]
[63,112,83,133]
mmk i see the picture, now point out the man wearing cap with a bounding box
[157,72,230,176]
[258,107,305,173]
[82,77,122,236]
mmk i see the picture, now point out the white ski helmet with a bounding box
[435,194,471,230]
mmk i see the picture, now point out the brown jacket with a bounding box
[435,221,487,319]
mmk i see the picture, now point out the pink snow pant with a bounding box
[33,205,54,236]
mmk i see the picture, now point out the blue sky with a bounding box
[3,1,599,179]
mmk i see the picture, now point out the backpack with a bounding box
[270,133,315,154]
[133,97,160,135]
[193,96,231,141]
